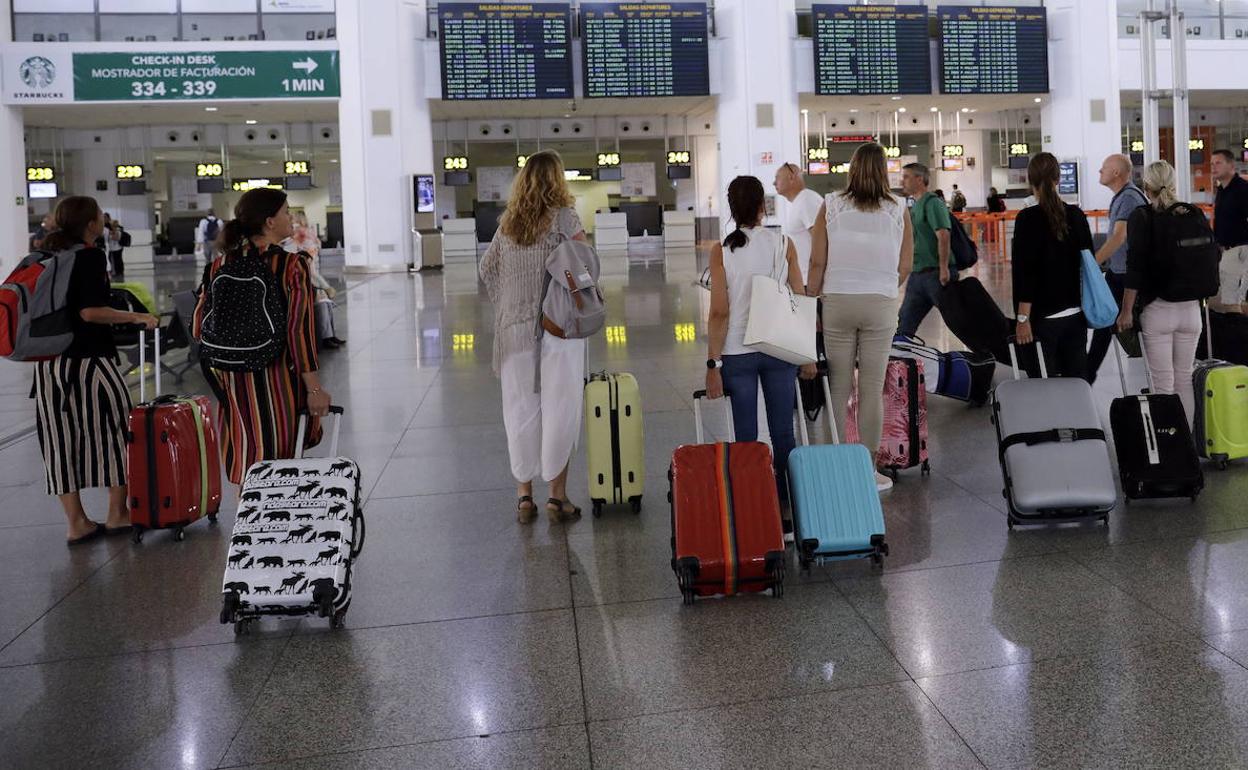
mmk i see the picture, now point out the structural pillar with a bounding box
[1040,0,1123,210]
[337,0,434,271]
[714,0,802,227]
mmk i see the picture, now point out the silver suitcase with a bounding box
[991,342,1116,528]
[219,407,364,634]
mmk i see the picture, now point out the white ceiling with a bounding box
[21,100,339,128]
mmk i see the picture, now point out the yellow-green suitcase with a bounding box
[585,372,644,517]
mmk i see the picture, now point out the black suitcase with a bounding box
[1198,309,1248,367]
[938,277,1040,377]
[1109,342,1203,502]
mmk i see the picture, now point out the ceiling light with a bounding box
[929,107,939,113]
[891,96,902,101]
[898,107,907,113]
[849,109,859,114]
[330,158,338,163]
[1033,97,1043,103]
[204,106,217,112]
[259,160,269,164]
[245,119,258,125]
[960,107,970,113]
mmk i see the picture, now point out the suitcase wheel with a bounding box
[207,512,218,524]
[220,592,240,625]
[920,460,931,477]
[1214,455,1230,471]
[234,618,253,636]
[174,528,185,542]
[592,501,603,518]
[629,497,642,515]
[131,528,144,545]
[331,608,348,630]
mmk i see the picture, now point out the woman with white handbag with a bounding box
[706,175,816,506]
[807,143,915,492]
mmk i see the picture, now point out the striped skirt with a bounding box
[33,356,132,496]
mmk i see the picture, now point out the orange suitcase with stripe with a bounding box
[668,391,786,604]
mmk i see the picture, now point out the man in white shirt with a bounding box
[195,209,222,260]
[774,163,825,287]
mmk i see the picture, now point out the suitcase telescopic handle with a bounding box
[692,390,734,444]
[1113,335,1155,397]
[294,405,344,459]
[138,326,161,403]
[1204,300,1214,362]
[792,373,842,447]
[1006,336,1047,381]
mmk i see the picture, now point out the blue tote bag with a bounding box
[1080,249,1118,329]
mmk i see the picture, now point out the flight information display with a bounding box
[582,2,710,98]
[938,6,1049,94]
[812,5,931,96]
[438,3,573,100]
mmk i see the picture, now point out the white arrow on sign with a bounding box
[292,58,318,75]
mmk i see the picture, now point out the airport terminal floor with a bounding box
[5,248,1248,769]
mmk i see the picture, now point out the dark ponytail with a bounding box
[723,175,765,252]
[41,196,102,252]
[1027,152,1070,241]
[217,187,288,255]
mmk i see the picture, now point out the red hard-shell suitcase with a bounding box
[847,357,931,477]
[668,390,786,604]
[127,329,222,542]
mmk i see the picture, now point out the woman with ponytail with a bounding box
[192,187,330,484]
[35,196,159,544]
[705,175,810,506]
[1118,160,1213,421]
[1011,152,1096,379]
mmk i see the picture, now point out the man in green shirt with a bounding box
[898,162,954,337]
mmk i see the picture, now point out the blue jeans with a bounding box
[720,353,798,505]
[898,268,956,338]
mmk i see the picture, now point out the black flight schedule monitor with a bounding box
[582,2,710,98]
[438,3,573,100]
[813,5,931,96]
[939,6,1049,94]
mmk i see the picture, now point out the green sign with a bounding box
[72,51,339,101]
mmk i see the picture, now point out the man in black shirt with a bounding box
[1213,149,1248,311]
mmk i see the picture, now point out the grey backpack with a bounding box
[538,234,605,340]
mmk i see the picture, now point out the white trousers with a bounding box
[1140,298,1202,424]
[500,335,586,483]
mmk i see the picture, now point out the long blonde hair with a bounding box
[499,150,574,246]
[1141,160,1180,211]
[842,143,893,212]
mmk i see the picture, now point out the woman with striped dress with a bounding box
[33,197,160,545]
[193,188,331,484]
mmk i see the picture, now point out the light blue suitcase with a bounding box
[788,375,889,572]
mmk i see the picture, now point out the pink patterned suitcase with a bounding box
[846,357,931,478]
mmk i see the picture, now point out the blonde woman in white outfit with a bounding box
[480,150,586,524]
[807,143,914,492]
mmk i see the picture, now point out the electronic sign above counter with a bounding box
[813,5,930,96]
[582,2,709,98]
[438,2,573,101]
[938,6,1049,95]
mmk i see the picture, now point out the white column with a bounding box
[714,0,801,227]
[1040,0,1123,210]
[0,105,25,264]
[337,0,434,271]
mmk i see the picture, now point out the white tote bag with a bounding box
[743,233,818,365]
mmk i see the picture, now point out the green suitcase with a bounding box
[1194,360,1248,469]
[584,372,644,517]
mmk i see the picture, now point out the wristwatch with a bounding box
[706,358,723,370]
[1016,314,1030,324]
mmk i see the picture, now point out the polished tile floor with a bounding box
[3,249,1248,769]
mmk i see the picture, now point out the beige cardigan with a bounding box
[479,207,582,375]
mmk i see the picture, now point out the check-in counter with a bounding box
[662,210,696,249]
[440,218,478,263]
[593,212,629,255]
[124,228,156,272]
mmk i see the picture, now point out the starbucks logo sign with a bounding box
[19,57,56,89]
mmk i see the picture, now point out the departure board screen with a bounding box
[438,3,573,100]
[582,2,710,98]
[938,6,1049,94]
[812,5,931,96]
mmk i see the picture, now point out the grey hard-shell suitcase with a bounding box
[991,341,1116,528]
[219,407,364,634]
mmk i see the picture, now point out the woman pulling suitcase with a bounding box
[31,197,160,545]
[1011,153,1097,380]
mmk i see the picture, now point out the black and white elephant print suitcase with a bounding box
[219,407,365,634]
